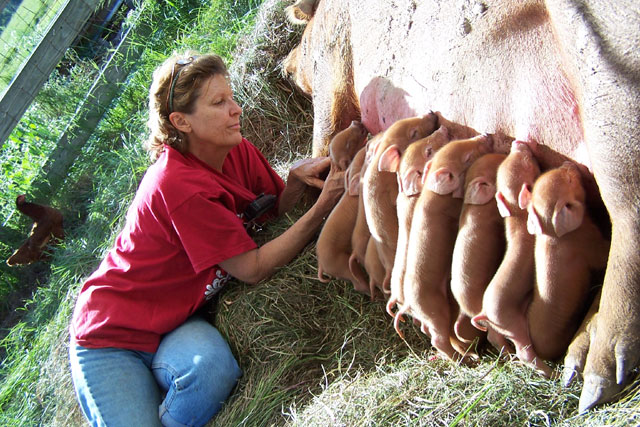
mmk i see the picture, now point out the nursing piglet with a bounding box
[450,153,506,345]
[471,140,550,375]
[379,126,452,319]
[329,120,368,171]
[522,162,610,361]
[362,113,439,294]
[348,135,381,295]
[398,134,493,360]
[364,236,386,299]
[317,146,368,293]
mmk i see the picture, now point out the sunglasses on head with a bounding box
[166,55,199,114]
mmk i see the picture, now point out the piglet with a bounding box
[362,113,440,295]
[329,120,368,171]
[398,134,493,360]
[364,236,386,299]
[379,126,452,319]
[522,162,610,361]
[450,153,506,345]
[348,135,381,295]
[317,146,369,293]
[471,140,550,375]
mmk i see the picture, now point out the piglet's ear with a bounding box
[421,160,433,185]
[518,183,532,210]
[408,127,419,141]
[495,192,511,217]
[527,207,543,235]
[552,201,584,237]
[471,313,489,332]
[464,178,496,205]
[426,167,460,195]
[378,145,401,172]
[401,170,423,196]
[367,137,382,160]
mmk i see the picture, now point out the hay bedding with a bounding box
[210,209,436,426]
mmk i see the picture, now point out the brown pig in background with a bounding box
[398,134,493,360]
[522,162,610,362]
[450,153,506,346]
[7,195,64,266]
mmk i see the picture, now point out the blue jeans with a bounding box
[69,317,242,427]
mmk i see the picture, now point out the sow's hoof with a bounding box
[575,295,640,413]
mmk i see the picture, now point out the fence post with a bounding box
[0,0,101,145]
[31,10,151,201]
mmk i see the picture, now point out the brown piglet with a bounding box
[522,162,609,362]
[450,153,507,346]
[398,134,493,360]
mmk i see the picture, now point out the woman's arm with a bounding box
[219,163,344,284]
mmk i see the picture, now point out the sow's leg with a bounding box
[546,0,640,412]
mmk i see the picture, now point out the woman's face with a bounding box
[182,74,243,153]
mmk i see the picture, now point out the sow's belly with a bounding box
[352,0,589,170]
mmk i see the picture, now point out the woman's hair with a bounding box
[146,52,229,160]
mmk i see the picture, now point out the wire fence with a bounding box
[0,0,137,237]
[0,0,136,145]
[0,0,69,93]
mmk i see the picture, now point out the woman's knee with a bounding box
[152,318,242,425]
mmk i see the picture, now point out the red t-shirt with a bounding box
[71,139,285,352]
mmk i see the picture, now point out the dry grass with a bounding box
[228,0,314,167]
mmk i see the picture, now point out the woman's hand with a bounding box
[221,161,345,285]
[313,163,345,218]
[278,156,333,215]
[288,157,331,189]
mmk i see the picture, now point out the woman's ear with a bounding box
[169,112,191,134]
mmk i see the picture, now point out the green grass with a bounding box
[2,0,640,426]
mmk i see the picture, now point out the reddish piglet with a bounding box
[362,113,439,294]
[398,134,493,360]
[450,153,507,345]
[317,146,368,293]
[381,126,452,319]
[328,120,368,171]
[472,140,549,375]
[522,162,609,361]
